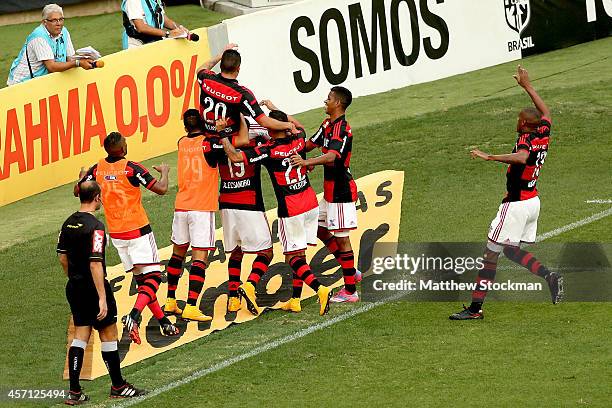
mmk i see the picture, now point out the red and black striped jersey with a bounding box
[310,115,358,203]
[197,70,265,136]
[242,132,318,218]
[504,117,551,203]
[218,136,267,212]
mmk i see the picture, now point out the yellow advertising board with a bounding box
[64,170,404,380]
[0,28,211,206]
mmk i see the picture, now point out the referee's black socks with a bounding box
[68,339,87,392]
[101,341,125,387]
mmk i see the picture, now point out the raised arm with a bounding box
[149,163,169,195]
[197,43,238,73]
[256,115,297,133]
[514,65,550,118]
[233,115,250,148]
[220,138,245,163]
[260,99,305,129]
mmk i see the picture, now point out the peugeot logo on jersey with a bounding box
[104,175,117,181]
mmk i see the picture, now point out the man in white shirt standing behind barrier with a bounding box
[7,4,93,86]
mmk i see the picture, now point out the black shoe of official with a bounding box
[110,382,148,398]
[64,390,89,405]
[449,304,484,320]
[545,272,564,304]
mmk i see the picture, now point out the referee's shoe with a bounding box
[110,382,147,398]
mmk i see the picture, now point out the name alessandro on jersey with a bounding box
[223,179,251,189]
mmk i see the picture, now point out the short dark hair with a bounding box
[521,107,542,126]
[269,110,288,123]
[79,180,101,203]
[103,132,124,155]
[183,109,204,132]
[220,49,241,73]
[331,86,352,110]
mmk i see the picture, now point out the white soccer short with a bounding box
[278,207,319,255]
[171,211,216,250]
[111,232,160,274]
[221,209,272,253]
[318,199,358,238]
[487,196,540,250]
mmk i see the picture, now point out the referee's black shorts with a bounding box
[66,279,118,330]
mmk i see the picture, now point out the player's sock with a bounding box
[68,339,87,392]
[247,253,271,286]
[503,246,550,278]
[289,256,321,291]
[228,256,242,298]
[187,260,206,306]
[292,272,303,299]
[470,258,498,311]
[166,254,184,299]
[135,272,165,320]
[338,250,357,294]
[101,341,125,388]
[132,272,160,314]
[321,234,341,259]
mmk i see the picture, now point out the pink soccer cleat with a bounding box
[330,288,359,303]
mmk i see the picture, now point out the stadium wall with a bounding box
[208,0,612,114]
[1,1,611,206]
[0,28,210,206]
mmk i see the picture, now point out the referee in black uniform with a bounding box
[57,181,145,405]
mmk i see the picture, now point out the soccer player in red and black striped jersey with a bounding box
[220,111,333,316]
[216,115,274,313]
[450,66,563,320]
[196,44,297,137]
[291,86,360,303]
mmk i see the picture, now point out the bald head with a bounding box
[517,107,542,133]
[79,180,101,203]
[521,107,542,125]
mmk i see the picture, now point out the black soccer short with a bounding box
[66,279,118,330]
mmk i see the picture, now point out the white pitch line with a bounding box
[112,295,399,408]
[112,207,612,407]
[536,207,612,242]
[585,199,612,204]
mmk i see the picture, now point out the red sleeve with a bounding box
[537,117,551,135]
[326,121,349,157]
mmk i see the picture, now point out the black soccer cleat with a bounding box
[449,305,484,320]
[110,382,148,399]
[64,390,89,405]
[546,272,564,304]
[160,321,180,336]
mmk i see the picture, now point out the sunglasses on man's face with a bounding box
[45,18,65,24]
